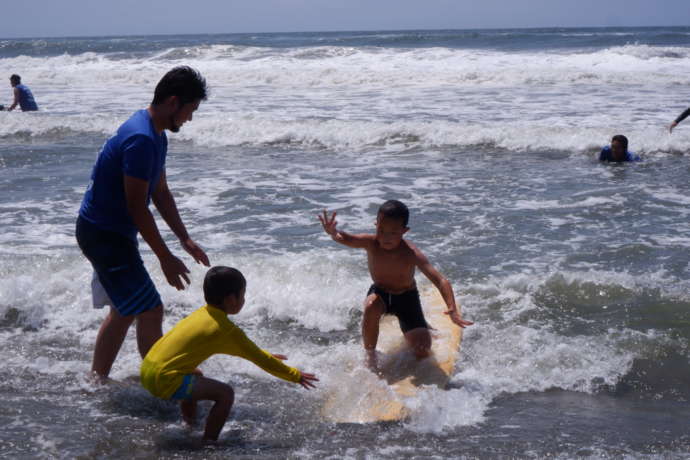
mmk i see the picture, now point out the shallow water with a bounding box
[1,27,690,458]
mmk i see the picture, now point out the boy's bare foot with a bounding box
[365,349,380,373]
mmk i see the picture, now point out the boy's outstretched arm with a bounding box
[412,243,474,328]
[272,353,319,389]
[318,210,372,249]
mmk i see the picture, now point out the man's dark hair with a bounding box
[378,200,409,226]
[203,266,246,306]
[151,66,207,106]
[612,134,628,152]
[10,74,20,84]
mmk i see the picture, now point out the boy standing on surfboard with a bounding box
[140,266,318,442]
[318,200,473,369]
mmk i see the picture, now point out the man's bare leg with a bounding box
[136,304,164,358]
[91,307,136,379]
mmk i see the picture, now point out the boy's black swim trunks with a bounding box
[367,284,428,333]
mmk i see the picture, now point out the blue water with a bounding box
[1,27,689,459]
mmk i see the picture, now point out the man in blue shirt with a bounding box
[7,74,38,111]
[599,134,640,163]
[76,66,210,379]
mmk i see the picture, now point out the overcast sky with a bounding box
[2,0,690,38]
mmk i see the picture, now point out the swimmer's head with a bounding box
[375,200,410,250]
[611,134,628,161]
[204,266,246,314]
[9,74,20,86]
[151,66,207,133]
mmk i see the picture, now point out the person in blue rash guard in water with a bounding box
[599,135,640,163]
[7,74,38,111]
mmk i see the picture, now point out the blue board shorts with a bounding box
[170,374,197,401]
[76,216,162,317]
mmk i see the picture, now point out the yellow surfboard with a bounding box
[323,288,463,423]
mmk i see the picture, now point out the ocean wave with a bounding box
[2,41,689,91]
[2,113,687,155]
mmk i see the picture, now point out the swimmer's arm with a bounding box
[413,243,474,328]
[674,108,690,124]
[671,107,690,132]
[318,210,372,249]
[7,87,19,111]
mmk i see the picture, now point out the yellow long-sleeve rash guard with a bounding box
[141,304,301,399]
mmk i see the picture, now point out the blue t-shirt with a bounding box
[599,146,641,162]
[79,109,168,240]
[16,84,38,111]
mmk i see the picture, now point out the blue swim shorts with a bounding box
[76,216,162,317]
[169,374,197,401]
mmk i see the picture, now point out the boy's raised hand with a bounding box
[298,372,319,389]
[318,210,338,236]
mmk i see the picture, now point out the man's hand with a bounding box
[160,252,191,290]
[298,372,319,389]
[318,210,338,237]
[670,121,678,134]
[181,237,210,266]
[445,309,474,328]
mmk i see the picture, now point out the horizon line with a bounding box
[2,23,690,41]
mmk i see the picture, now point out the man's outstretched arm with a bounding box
[152,171,209,266]
[125,174,190,290]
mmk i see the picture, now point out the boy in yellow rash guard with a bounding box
[141,266,318,441]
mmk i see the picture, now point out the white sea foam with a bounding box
[2,36,689,445]
[1,42,689,154]
[2,111,688,155]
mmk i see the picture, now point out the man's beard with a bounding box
[169,113,181,133]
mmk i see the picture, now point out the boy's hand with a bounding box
[318,210,338,237]
[298,372,319,389]
[272,354,287,360]
[445,309,474,328]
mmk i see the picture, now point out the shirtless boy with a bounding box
[318,200,472,368]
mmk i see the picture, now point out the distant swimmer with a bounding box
[669,107,690,133]
[599,135,641,163]
[7,74,38,111]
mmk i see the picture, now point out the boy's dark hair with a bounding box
[378,200,409,226]
[204,266,246,306]
[612,134,628,152]
[10,74,20,84]
[151,66,207,106]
